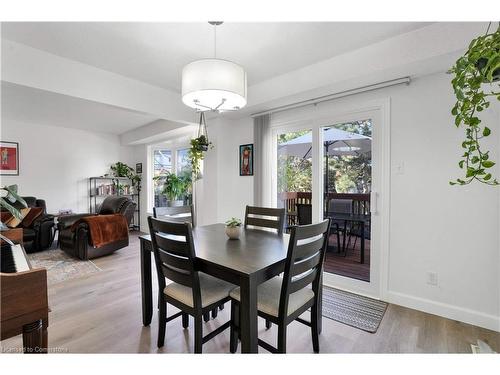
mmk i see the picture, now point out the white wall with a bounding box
[0,119,135,213]
[199,72,500,331]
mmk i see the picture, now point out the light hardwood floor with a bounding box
[2,234,499,353]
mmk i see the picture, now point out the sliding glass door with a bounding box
[271,104,387,298]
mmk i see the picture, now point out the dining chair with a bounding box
[148,216,234,353]
[153,205,195,227]
[244,205,285,329]
[154,205,220,320]
[244,205,285,234]
[229,218,331,353]
[328,199,353,255]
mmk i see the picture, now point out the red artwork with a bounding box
[239,144,254,176]
[0,142,19,175]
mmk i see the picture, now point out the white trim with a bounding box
[387,290,500,333]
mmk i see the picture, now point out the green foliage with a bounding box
[188,136,212,180]
[225,217,242,227]
[449,25,500,186]
[0,185,27,220]
[110,162,141,188]
[153,172,191,201]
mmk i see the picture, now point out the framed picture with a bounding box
[239,144,254,176]
[0,141,19,176]
[136,162,143,174]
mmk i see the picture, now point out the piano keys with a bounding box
[1,236,49,354]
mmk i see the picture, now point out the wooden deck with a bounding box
[324,233,370,282]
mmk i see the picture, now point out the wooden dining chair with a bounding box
[153,205,195,226]
[229,219,331,353]
[148,216,234,353]
[244,205,285,234]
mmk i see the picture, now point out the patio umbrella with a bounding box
[278,127,372,193]
[278,127,371,159]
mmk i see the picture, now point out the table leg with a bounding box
[140,238,153,326]
[239,276,258,353]
[360,221,365,264]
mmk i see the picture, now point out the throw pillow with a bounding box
[5,207,31,228]
[21,207,44,227]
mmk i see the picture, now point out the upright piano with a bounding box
[1,233,49,353]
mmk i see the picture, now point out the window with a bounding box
[150,145,193,210]
[153,149,172,207]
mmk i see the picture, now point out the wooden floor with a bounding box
[2,233,499,354]
[324,234,371,282]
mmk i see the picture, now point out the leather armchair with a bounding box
[3,196,55,253]
[58,196,136,260]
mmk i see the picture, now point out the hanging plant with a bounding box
[449,23,500,186]
[188,112,213,180]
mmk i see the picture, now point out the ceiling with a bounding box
[1,82,158,134]
[1,22,433,92]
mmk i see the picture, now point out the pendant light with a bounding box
[182,22,247,112]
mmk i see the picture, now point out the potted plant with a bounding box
[449,23,500,185]
[110,161,142,191]
[188,136,212,180]
[224,217,242,240]
[154,172,189,207]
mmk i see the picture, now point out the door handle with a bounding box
[370,191,378,214]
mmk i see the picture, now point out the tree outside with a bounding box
[277,120,372,195]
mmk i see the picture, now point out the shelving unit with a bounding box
[89,176,141,231]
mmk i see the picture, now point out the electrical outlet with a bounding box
[426,272,438,286]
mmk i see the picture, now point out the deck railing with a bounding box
[278,191,370,225]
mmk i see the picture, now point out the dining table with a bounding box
[139,223,323,353]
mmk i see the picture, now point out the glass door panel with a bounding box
[276,128,312,228]
[321,119,372,282]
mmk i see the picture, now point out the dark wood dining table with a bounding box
[326,212,370,264]
[139,223,324,353]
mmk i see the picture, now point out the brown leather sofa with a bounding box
[57,196,136,260]
[0,196,55,253]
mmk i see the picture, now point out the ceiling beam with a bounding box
[1,39,195,124]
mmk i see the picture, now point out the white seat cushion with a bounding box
[229,277,314,317]
[164,272,235,308]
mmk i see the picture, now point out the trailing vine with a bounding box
[449,23,500,186]
[188,135,212,180]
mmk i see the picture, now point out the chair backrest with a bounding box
[328,199,353,214]
[296,203,312,225]
[153,205,195,227]
[147,216,202,310]
[98,196,137,225]
[279,219,331,319]
[244,205,285,234]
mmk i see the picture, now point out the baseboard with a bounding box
[387,290,500,333]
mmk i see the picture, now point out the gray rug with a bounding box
[322,286,388,333]
[28,249,102,286]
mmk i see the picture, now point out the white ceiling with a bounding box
[1,82,158,134]
[1,22,433,91]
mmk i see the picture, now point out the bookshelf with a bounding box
[89,176,140,231]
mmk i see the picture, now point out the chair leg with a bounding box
[311,303,320,353]
[203,311,210,322]
[277,324,287,353]
[230,300,239,353]
[211,308,218,319]
[265,319,272,329]
[182,313,189,329]
[158,298,166,348]
[194,315,203,354]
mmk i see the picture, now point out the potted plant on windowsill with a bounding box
[225,217,242,240]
